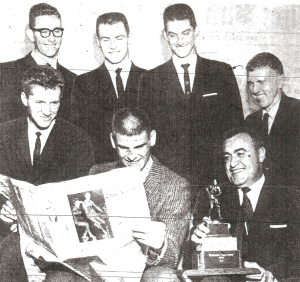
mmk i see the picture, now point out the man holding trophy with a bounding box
[192,127,299,281]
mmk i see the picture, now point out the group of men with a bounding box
[0,2,299,282]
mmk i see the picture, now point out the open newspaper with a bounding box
[0,167,151,282]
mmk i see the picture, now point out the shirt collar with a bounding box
[104,55,131,72]
[248,174,265,192]
[172,50,197,71]
[31,49,58,69]
[27,117,56,137]
[262,95,281,120]
[140,156,153,183]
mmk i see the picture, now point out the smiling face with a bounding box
[164,19,196,58]
[97,21,129,64]
[21,84,61,130]
[111,130,156,170]
[223,133,265,188]
[29,15,62,58]
[247,66,284,110]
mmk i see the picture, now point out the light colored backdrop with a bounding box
[0,0,300,116]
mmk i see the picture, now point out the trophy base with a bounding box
[207,223,230,237]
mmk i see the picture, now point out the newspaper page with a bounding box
[0,167,150,281]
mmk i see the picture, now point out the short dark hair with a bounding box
[246,52,284,75]
[29,3,61,29]
[163,3,197,31]
[112,108,152,138]
[21,65,64,97]
[222,126,264,152]
[96,12,129,38]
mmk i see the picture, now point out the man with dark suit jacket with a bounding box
[138,4,243,193]
[245,52,300,186]
[0,3,76,123]
[0,65,94,282]
[71,13,145,165]
[46,108,191,282]
[192,127,299,281]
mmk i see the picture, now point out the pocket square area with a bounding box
[270,224,287,228]
[203,93,218,97]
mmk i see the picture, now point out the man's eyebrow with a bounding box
[233,148,247,153]
[182,28,191,33]
[117,144,129,149]
[134,142,147,149]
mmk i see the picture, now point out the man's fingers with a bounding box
[5,200,14,210]
[0,215,14,223]
[10,223,18,232]
[191,233,202,244]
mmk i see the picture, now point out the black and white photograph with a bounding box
[68,190,113,243]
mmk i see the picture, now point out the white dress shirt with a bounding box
[31,49,58,69]
[27,118,56,165]
[238,174,265,212]
[172,51,197,93]
[105,56,132,98]
[262,98,281,134]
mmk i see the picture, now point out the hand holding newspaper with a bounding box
[0,167,151,282]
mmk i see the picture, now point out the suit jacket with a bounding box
[71,62,146,164]
[89,156,191,269]
[0,52,76,123]
[245,94,300,186]
[138,56,243,191]
[193,178,300,279]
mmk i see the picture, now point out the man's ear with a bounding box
[26,28,35,43]
[96,35,101,49]
[163,30,168,42]
[278,74,285,89]
[150,130,156,146]
[110,133,116,149]
[21,92,28,107]
[258,147,266,163]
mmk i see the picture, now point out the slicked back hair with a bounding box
[163,3,197,31]
[96,12,130,38]
[21,65,64,97]
[221,126,264,152]
[112,108,152,139]
[246,52,284,75]
[29,3,61,29]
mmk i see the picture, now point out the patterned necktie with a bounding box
[181,64,191,94]
[262,112,269,136]
[241,187,253,233]
[115,68,124,97]
[33,132,42,167]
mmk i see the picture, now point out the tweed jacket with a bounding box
[0,52,76,123]
[89,156,191,269]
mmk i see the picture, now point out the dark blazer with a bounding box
[0,53,76,123]
[89,156,191,269]
[193,179,299,279]
[138,56,243,190]
[71,62,146,164]
[245,94,300,186]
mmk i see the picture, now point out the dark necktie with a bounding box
[115,68,124,97]
[181,64,191,94]
[262,112,269,136]
[33,132,41,167]
[241,187,253,233]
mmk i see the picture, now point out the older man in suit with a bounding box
[71,13,145,165]
[139,4,243,195]
[0,3,76,123]
[192,127,300,281]
[245,52,300,186]
[0,65,94,282]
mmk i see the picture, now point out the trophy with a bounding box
[192,179,241,270]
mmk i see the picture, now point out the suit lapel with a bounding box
[21,52,38,69]
[269,94,288,136]
[192,55,204,96]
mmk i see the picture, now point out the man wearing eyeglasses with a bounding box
[0,3,76,123]
[71,12,145,165]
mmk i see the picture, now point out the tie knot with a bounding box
[263,112,269,120]
[242,187,251,194]
[36,132,41,138]
[181,63,190,71]
[116,68,122,75]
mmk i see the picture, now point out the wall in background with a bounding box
[0,1,299,116]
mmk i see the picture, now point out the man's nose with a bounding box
[126,150,137,161]
[253,82,262,94]
[48,32,56,43]
[109,39,117,49]
[177,35,185,46]
[42,104,52,115]
[230,156,239,167]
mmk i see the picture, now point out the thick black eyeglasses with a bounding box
[31,28,64,38]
